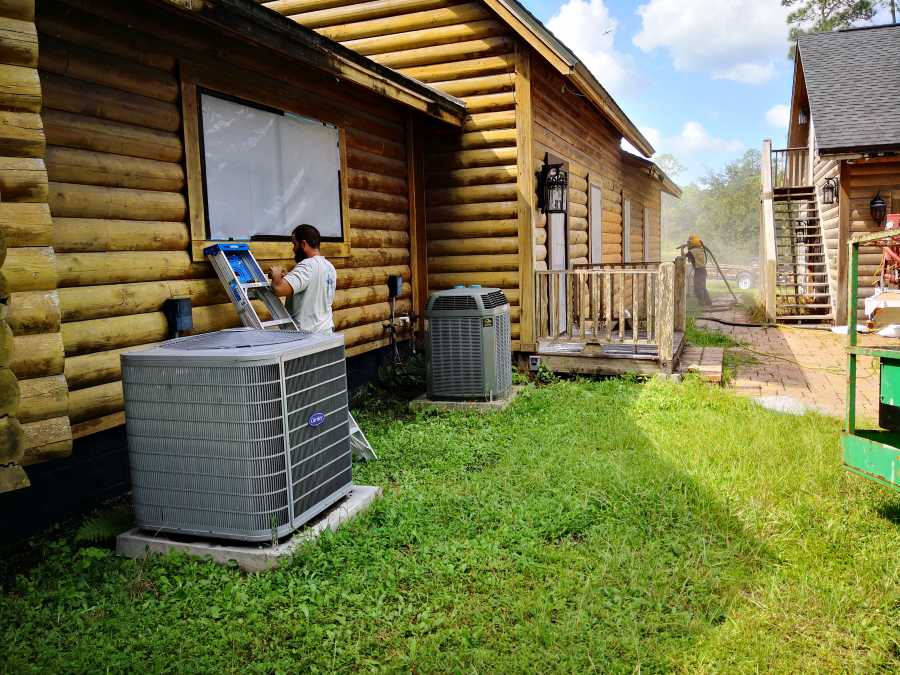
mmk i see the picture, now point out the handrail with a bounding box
[770,146,810,188]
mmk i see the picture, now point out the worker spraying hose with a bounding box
[679,234,740,307]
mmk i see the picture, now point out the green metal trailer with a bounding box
[843,231,900,491]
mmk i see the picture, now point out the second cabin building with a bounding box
[0,0,679,506]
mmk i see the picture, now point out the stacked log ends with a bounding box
[0,0,65,488]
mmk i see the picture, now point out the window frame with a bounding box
[622,196,632,263]
[181,62,352,261]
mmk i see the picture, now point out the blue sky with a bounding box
[518,0,893,183]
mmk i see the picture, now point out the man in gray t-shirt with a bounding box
[269,224,337,333]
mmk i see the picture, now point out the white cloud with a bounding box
[667,121,744,153]
[547,0,630,97]
[634,0,789,85]
[766,104,790,129]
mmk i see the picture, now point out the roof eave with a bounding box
[621,150,682,197]
[483,0,655,157]
[154,0,467,125]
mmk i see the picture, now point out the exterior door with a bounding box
[623,199,632,263]
[643,207,652,262]
[547,211,567,335]
[590,183,603,263]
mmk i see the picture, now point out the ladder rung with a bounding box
[241,281,270,289]
[260,318,296,328]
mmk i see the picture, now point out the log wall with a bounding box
[271,0,524,345]
[844,157,900,318]
[0,0,71,480]
[27,0,427,440]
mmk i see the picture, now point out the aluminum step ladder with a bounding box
[204,243,376,460]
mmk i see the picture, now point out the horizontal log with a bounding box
[427,253,518,272]
[48,182,186,221]
[0,202,50,246]
[52,218,189,253]
[568,244,588,259]
[35,13,175,71]
[7,290,59,335]
[534,244,547,260]
[0,17,35,68]
[4,246,56,291]
[463,92,516,114]
[346,144,406,178]
[46,146,185,192]
[293,0,447,28]
[349,227,409,248]
[68,380,122,423]
[20,415,72,466]
[0,109,42,160]
[348,187,408,213]
[0,367,19,416]
[0,63,40,112]
[41,72,181,133]
[569,230,588,245]
[569,216,588,232]
[568,187,587,205]
[430,72,515,98]
[336,264,410,290]
[0,0,33,21]
[569,203,587,219]
[39,35,178,102]
[333,247,410,269]
[433,128,516,152]
[0,414,23,463]
[343,320,396,350]
[568,174,588,193]
[462,110,516,132]
[428,271,519,288]
[427,146,517,170]
[318,4,492,42]
[372,36,513,70]
[534,259,547,272]
[346,168,406,195]
[427,218,518,238]
[333,282,410,310]
[347,20,507,55]
[427,164,516,187]
[17,374,68,424]
[427,236,518,255]
[0,156,46,201]
[534,228,546,245]
[402,53,515,82]
[427,200,517,223]
[65,341,161,390]
[348,208,408,231]
[57,279,225,322]
[9,331,64,378]
[71,411,124,439]
[334,299,411,331]
[346,126,405,157]
[42,109,183,163]
[56,250,193,287]
[427,182,517,205]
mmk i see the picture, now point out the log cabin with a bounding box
[760,24,900,325]
[0,0,466,504]
[263,0,683,375]
[0,0,681,520]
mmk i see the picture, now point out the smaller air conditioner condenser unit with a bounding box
[425,287,512,400]
[121,329,352,542]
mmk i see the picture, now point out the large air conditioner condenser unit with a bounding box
[425,287,512,401]
[121,329,352,542]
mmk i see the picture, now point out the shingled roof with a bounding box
[797,24,900,154]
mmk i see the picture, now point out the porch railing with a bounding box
[534,259,686,368]
[770,146,809,189]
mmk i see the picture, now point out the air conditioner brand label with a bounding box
[308,412,326,428]
[482,317,493,327]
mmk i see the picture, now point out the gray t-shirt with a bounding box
[283,256,336,334]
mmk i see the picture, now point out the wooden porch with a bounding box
[533,260,688,376]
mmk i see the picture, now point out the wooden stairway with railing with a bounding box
[760,141,835,324]
[773,186,832,322]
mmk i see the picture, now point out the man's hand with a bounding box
[269,265,293,298]
[269,265,286,280]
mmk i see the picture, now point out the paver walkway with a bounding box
[696,303,897,422]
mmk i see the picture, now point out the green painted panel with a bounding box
[881,359,900,407]
[842,432,900,491]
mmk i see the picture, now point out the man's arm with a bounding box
[269,266,294,298]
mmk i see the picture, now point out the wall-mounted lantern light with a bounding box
[536,160,568,214]
[871,192,888,227]
[822,176,839,205]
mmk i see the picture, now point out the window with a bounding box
[589,183,602,263]
[199,91,343,241]
[623,198,632,263]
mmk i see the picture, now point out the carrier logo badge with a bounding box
[308,411,326,428]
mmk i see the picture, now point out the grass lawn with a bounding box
[2,378,899,672]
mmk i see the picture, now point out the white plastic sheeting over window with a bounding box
[200,92,343,241]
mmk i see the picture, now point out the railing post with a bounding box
[673,256,686,332]
[657,262,675,372]
[761,140,777,322]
